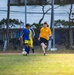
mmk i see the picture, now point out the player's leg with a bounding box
[41,43,46,55]
[40,38,46,55]
[24,40,30,55]
[44,40,48,55]
[27,40,31,54]
[32,48,34,53]
[31,39,34,53]
[27,46,30,54]
[28,39,34,54]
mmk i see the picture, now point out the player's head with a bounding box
[43,22,48,28]
[26,24,30,29]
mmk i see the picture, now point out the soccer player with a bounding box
[38,22,52,56]
[28,28,35,54]
[19,24,30,56]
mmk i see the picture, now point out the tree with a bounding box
[38,5,60,24]
[60,0,74,5]
[0,18,23,28]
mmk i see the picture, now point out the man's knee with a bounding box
[41,43,47,48]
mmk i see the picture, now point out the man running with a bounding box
[38,22,52,56]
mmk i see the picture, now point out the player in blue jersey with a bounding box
[19,24,30,56]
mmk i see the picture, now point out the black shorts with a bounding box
[40,37,48,45]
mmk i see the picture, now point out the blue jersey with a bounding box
[20,28,30,40]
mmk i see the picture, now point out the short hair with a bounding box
[44,22,47,25]
[26,24,30,27]
[44,22,49,27]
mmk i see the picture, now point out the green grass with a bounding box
[0,53,74,75]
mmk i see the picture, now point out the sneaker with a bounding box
[44,53,46,56]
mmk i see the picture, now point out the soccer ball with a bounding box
[22,51,27,56]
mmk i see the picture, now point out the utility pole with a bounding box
[51,0,57,51]
[3,0,10,51]
[24,0,27,25]
[6,0,10,50]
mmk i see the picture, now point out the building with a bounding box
[10,0,49,5]
[10,0,25,5]
[21,0,24,3]
[10,0,18,4]
[47,0,51,3]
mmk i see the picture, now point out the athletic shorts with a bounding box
[28,39,33,48]
[40,37,48,45]
[24,39,33,48]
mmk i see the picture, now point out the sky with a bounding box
[0,0,74,26]
[0,0,7,7]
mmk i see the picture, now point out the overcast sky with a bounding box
[0,0,7,7]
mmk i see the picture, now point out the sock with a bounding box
[25,46,29,54]
[32,48,34,53]
[27,47,30,54]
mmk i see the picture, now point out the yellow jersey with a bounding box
[40,27,52,40]
[29,29,33,47]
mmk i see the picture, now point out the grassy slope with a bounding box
[0,54,74,75]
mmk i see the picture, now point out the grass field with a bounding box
[0,53,74,75]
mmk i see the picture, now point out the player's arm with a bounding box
[18,29,25,44]
[19,29,24,40]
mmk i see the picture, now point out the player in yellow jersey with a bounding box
[38,22,52,56]
[26,28,35,54]
[29,29,33,48]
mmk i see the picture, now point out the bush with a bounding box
[0,18,23,25]
[55,19,74,27]
[31,23,43,29]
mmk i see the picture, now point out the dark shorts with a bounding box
[40,37,48,45]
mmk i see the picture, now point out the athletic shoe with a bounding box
[44,53,46,56]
